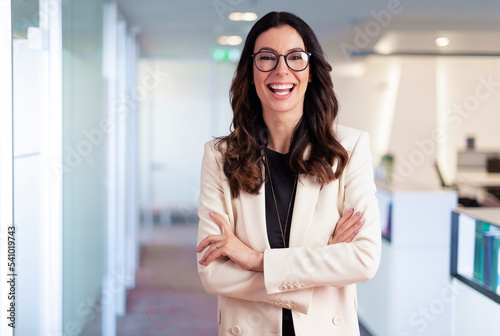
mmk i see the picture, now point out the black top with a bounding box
[264,148,297,336]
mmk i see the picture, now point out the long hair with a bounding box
[217,11,348,198]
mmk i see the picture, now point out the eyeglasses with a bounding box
[251,51,312,72]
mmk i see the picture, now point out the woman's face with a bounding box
[252,25,310,119]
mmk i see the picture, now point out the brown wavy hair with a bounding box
[217,11,348,198]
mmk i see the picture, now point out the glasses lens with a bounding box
[286,51,310,71]
[254,52,277,72]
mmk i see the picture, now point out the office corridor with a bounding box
[81,224,218,335]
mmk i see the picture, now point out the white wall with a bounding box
[139,59,235,221]
[335,56,401,161]
[436,57,500,183]
[335,54,500,188]
[335,55,441,189]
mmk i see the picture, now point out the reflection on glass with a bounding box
[12,0,39,39]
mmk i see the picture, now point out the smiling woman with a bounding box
[252,25,311,137]
[196,11,381,336]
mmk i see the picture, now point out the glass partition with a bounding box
[11,1,44,334]
[12,0,39,38]
[0,1,14,335]
[61,0,107,333]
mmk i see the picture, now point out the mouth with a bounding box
[267,83,296,96]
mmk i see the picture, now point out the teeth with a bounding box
[269,84,294,90]
[275,91,290,96]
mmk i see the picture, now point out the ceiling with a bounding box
[116,0,500,64]
[11,0,500,64]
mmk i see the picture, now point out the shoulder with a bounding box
[202,138,226,170]
[204,138,226,156]
[333,124,369,153]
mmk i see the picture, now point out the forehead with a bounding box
[254,25,305,52]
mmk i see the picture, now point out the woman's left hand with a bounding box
[196,211,264,272]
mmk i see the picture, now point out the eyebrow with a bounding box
[257,47,306,53]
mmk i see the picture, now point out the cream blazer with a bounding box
[197,125,381,336]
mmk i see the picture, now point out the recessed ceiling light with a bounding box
[217,35,243,46]
[228,12,258,21]
[435,37,450,47]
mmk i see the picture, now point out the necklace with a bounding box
[265,152,298,248]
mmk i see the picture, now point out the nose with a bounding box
[274,55,289,75]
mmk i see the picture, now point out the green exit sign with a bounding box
[211,48,241,63]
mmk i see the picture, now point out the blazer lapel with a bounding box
[288,173,321,248]
[239,183,271,252]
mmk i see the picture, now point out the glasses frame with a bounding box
[251,51,312,72]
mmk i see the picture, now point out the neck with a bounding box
[263,110,302,154]
[262,109,302,154]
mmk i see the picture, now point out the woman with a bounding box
[196,11,381,336]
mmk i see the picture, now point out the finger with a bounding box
[203,246,228,266]
[198,243,218,265]
[199,243,226,266]
[340,221,363,242]
[329,220,363,245]
[334,210,362,236]
[196,235,220,252]
[345,230,359,243]
[335,208,354,229]
[196,235,223,252]
[337,220,364,242]
[209,211,231,235]
[335,209,360,236]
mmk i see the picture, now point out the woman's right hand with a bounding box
[328,208,364,245]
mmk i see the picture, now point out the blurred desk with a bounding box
[357,187,457,336]
[456,172,500,188]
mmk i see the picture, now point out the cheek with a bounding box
[253,72,268,96]
[296,76,309,93]
[253,69,265,86]
[303,70,311,84]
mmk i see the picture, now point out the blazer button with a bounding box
[279,284,287,291]
[231,326,242,335]
[332,315,344,326]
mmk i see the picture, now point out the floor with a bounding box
[81,223,372,335]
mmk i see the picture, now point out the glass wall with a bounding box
[61,0,107,334]
[0,1,14,334]
[11,1,45,335]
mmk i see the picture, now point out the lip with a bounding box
[266,82,296,99]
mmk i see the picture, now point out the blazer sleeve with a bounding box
[263,132,382,295]
[197,141,314,314]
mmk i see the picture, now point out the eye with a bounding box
[259,54,276,61]
[288,52,307,61]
